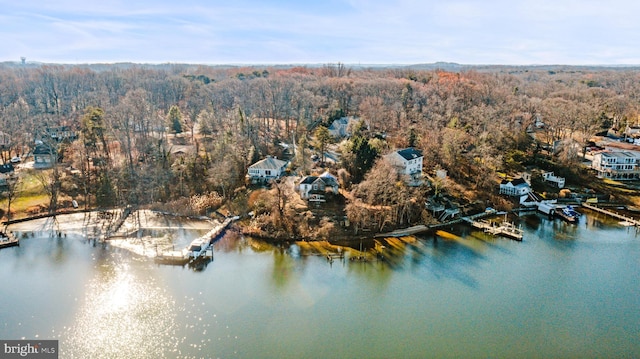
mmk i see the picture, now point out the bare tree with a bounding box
[3,173,21,220]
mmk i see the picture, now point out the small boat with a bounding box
[557,205,580,223]
[0,232,19,249]
[187,238,210,259]
[564,205,582,217]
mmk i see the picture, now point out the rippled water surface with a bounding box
[1,211,639,358]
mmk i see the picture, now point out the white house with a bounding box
[385,147,424,186]
[499,178,531,204]
[591,151,640,180]
[247,156,288,184]
[624,125,640,138]
[297,171,339,202]
[542,172,565,188]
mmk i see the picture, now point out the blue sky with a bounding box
[2,0,640,65]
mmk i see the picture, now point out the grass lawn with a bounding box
[0,170,50,220]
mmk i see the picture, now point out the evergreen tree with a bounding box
[314,126,333,163]
[167,105,183,134]
[342,135,378,183]
[351,136,378,183]
[408,127,418,148]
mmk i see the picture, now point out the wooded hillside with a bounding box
[0,62,638,222]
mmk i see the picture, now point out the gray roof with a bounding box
[328,117,359,137]
[249,156,287,170]
[300,176,318,185]
[33,144,54,155]
[319,171,338,186]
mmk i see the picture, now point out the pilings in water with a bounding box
[581,202,640,228]
[462,218,523,241]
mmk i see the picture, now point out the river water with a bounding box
[0,211,639,359]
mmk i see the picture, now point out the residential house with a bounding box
[542,172,565,188]
[385,147,424,186]
[624,125,640,138]
[247,156,288,184]
[499,178,531,204]
[0,163,15,187]
[46,126,78,142]
[297,171,339,202]
[327,117,362,138]
[33,144,55,169]
[592,151,640,180]
[170,145,195,158]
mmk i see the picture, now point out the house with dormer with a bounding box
[385,147,424,186]
[297,171,339,202]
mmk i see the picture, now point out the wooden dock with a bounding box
[375,210,507,238]
[463,218,523,241]
[581,202,640,227]
[155,216,236,264]
[374,225,429,238]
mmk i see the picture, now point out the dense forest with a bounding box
[1,62,639,236]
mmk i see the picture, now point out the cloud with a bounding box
[1,0,640,64]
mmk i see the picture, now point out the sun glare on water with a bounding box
[61,260,179,358]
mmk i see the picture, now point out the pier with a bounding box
[462,217,523,241]
[581,202,640,227]
[155,216,236,265]
[374,225,429,238]
[375,210,511,238]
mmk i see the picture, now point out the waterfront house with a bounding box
[624,125,640,138]
[591,150,640,180]
[33,144,55,169]
[499,178,531,204]
[297,171,339,202]
[385,147,424,186]
[247,156,288,184]
[542,172,565,188]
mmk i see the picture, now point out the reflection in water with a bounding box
[62,257,178,358]
[2,212,639,358]
[271,249,296,290]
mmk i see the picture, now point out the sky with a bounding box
[2,0,640,65]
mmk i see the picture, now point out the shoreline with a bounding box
[4,201,639,248]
